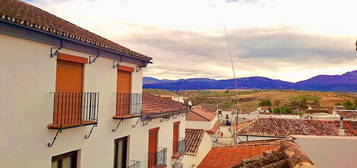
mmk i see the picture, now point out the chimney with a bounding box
[338,117,345,136]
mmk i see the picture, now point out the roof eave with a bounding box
[0,19,152,65]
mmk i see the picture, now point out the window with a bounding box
[148,127,159,168]
[116,66,133,117]
[172,121,180,158]
[114,137,128,168]
[53,53,87,127]
[52,150,78,168]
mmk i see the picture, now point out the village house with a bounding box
[184,129,212,168]
[0,0,187,168]
[235,118,357,142]
[186,106,221,139]
[198,135,357,168]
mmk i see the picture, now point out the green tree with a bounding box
[259,100,272,106]
[343,100,355,110]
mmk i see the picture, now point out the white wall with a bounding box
[186,116,218,131]
[183,132,212,168]
[294,136,357,168]
[0,34,185,168]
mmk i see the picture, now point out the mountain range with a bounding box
[143,70,357,92]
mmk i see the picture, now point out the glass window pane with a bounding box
[117,141,124,168]
[62,156,72,168]
[51,160,59,168]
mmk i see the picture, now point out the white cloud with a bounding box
[28,0,357,82]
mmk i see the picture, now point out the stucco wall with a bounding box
[186,116,218,131]
[0,34,185,168]
[294,136,357,168]
[183,132,212,168]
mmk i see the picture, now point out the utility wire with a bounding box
[209,1,240,143]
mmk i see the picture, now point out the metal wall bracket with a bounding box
[89,50,100,64]
[84,124,97,139]
[136,65,144,72]
[112,120,123,132]
[160,115,171,122]
[89,56,99,64]
[50,47,61,58]
[173,114,181,119]
[142,118,152,126]
[113,57,122,69]
[48,129,62,147]
[131,118,141,128]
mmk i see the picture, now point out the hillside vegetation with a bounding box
[150,89,357,113]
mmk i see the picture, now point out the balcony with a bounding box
[148,148,167,168]
[48,92,99,129]
[173,138,185,159]
[113,93,142,119]
[128,160,141,168]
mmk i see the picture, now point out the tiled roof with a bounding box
[236,139,315,168]
[185,129,205,155]
[304,109,330,114]
[338,111,357,119]
[0,0,151,62]
[142,93,188,116]
[207,120,221,135]
[186,106,216,121]
[237,118,341,136]
[344,121,357,136]
[197,142,279,168]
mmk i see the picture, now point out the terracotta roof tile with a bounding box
[185,129,205,155]
[344,121,357,136]
[304,109,330,114]
[198,142,279,168]
[186,107,216,121]
[237,140,315,168]
[142,93,188,116]
[237,118,342,136]
[338,111,357,119]
[0,0,151,62]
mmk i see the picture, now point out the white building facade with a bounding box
[0,1,186,168]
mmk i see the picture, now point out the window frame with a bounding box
[51,150,78,168]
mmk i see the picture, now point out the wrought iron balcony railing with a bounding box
[48,92,99,129]
[128,160,141,168]
[113,93,142,119]
[178,138,186,156]
[173,138,185,159]
[148,148,167,168]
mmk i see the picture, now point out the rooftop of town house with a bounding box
[185,128,205,155]
[304,109,330,114]
[234,139,315,168]
[186,106,216,121]
[197,140,280,168]
[344,121,357,135]
[237,118,355,137]
[142,92,188,117]
[338,111,357,119]
[0,0,152,62]
[206,120,221,135]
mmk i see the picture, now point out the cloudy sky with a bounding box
[27,0,357,82]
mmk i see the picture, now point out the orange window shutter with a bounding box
[117,70,132,93]
[56,60,84,92]
[55,59,84,126]
[148,128,159,168]
[173,122,180,154]
[116,70,132,116]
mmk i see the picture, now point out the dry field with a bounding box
[179,90,357,113]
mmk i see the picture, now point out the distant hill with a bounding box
[143,70,357,92]
[295,70,357,91]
